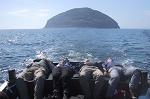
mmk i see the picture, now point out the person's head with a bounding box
[84,59,92,65]
[59,58,69,64]
[0,92,9,99]
[106,58,113,63]
[58,59,65,66]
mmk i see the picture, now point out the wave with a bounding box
[67,50,96,62]
[121,58,134,66]
[0,29,150,82]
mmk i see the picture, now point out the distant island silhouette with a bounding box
[45,7,120,28]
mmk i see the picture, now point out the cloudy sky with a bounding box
[0,0,150,29]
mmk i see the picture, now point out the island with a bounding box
[45,8,120,28]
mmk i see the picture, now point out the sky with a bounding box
[0,0,150,29]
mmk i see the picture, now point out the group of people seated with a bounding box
[16,57,75,99]
[15,56,142,99]
[80,58,141,99]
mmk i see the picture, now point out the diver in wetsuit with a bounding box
[52,58,75,99]
[103,58,141,99]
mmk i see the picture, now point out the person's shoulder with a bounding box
[94,61,104,66]
[33,58,42,62]
[115,64,123,68]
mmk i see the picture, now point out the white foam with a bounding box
[86,53,93,57]
[112,47,127,57]
[68,50,83,61]
[122,58,134,67]
[112,47,125,53]
[8,39,16,43]
[36,51,47,59]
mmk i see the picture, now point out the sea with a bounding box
[0,28,150,84]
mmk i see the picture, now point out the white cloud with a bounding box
[8,9,30,17]
[8,8,51,18]
[37,9,51,17]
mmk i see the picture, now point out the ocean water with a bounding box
[0,28,150,83]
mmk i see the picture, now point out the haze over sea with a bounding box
[0,28,150,83]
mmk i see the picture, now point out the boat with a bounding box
[0,62,150,99]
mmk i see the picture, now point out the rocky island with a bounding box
[45,8,120,28]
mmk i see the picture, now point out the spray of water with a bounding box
[36,51,47,59]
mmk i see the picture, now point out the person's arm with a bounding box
[26,63,33,68]
[33,58,42,62]
[101,62,108,76]
[94,62,105,74]
[43,58,55,71]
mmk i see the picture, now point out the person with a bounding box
[79,59,106,99]
[16,57,55,99]
[103,58,141,99]
[0,92,9,99]
[51,58,75,99]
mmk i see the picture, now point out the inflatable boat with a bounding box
[0,62,150,99]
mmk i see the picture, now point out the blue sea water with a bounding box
[0,28,150,83]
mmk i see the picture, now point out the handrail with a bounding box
[0,81,8,91]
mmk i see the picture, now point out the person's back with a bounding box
[102,58,123,99]
[31,58,54,77]
[16,58,54,99]
[51,58,74,99]
[79,59,105,99]
[103,58,141,99]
